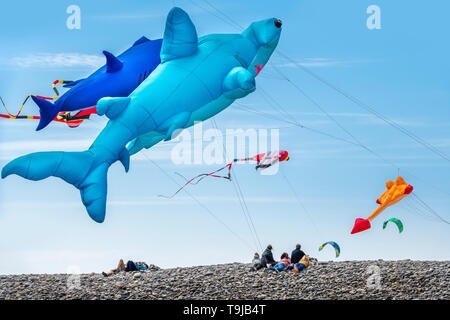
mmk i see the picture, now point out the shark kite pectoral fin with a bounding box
[160,7,198,63]
[223,67,256,100]
[162,112,191,141]
[127,131,165,156]
[97,97,131,120]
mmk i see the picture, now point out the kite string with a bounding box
[275,51,450,163]
[240,102,450,225]
[196,0,450,166]
[211,119,263,253]
[142,151,255,250]
[410,193,450,224]
[260,68,450,223]
[278,165,323,237]
[193,0,450,222]
[269,64,401,172]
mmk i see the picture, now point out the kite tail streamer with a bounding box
[0,95,31,118]
[0,80,73,124]
[159,162,234,199]
[33,80,73,101]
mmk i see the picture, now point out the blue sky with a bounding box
[0,0,449,274]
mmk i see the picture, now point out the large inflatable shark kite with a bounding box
[2,7,282,223]
[32,37,162,130]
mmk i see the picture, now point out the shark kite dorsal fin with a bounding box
[160,7,198,63]
[133,36,151,46]
[103,50,123,73]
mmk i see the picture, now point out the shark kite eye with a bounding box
[274,19,282,28]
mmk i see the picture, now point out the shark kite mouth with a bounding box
[254,64,264,76]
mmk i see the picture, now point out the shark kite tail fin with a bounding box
[31,95,61,131]
[1,150,111,223]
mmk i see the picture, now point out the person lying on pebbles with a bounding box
[268,252,291,272]
[102,259,149,277]
[293,255,312,275]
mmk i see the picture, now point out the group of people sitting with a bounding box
[102,245,311,277]
[251,244,312,275]
[102,259,149,277]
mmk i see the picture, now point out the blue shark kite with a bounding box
[2,7,282,223]
[32,36,162,130]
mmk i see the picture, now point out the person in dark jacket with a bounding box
[291,244,306,264]
[252,245,277,271]
[261,244,277,267]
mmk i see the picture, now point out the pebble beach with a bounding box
[0,260,448,300]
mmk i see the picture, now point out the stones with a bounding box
[0,261,448,300]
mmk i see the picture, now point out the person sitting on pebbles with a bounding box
[293,255,312,275]
[252,244,277,271]
[268,252,291,272]
[291,244,306,264]
[252,252,261,265]
[102,259,149,277]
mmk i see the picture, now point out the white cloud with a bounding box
[11,53,104,69]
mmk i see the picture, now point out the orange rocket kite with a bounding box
[351,176,413,234]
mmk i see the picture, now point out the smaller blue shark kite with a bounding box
[2,7,282,223]
[32,36,162,130]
